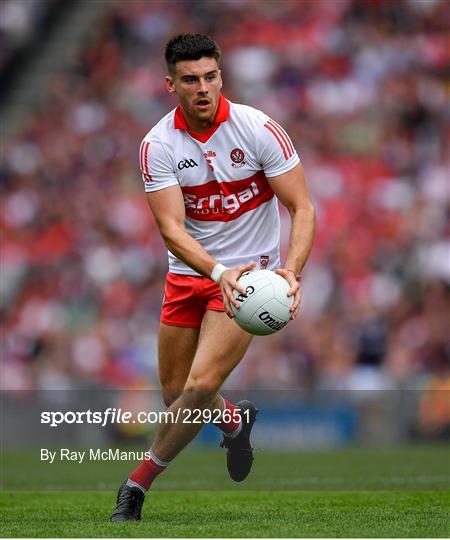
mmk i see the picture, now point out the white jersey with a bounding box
[139,95,299,276]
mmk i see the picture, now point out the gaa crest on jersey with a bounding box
[178,158,198,170]
[230,148,245,168]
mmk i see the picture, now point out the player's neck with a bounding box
[182,105,219,134]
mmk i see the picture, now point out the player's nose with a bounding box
[198,78,208,94]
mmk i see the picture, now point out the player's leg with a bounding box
[183,311,260,483]
[157,312,251,477]
[111,275,203,522]
[158,322,199,406]
[149,310,253,461]
[198,280,253,442]
[111,311,252,519]
[110,311,253,521]
[156,272,203,407]
[109,324,200,522]
[158,275,245,432]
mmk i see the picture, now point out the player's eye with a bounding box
[206,74,216,81]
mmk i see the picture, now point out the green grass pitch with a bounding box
[1,446,449,537]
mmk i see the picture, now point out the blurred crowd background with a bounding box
[1,0,54,76]
[1,0,449,435]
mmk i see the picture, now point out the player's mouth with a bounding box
[195,99,211,111]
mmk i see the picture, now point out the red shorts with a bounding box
[160,272,225,328]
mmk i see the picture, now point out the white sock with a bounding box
[148,449,170,468]
[126,478,147,494]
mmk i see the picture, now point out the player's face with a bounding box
[166,57,222,130]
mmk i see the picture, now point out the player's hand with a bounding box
[275,268,301,319]
[219,263,256,318]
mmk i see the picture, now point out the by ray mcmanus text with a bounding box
[40,448,152,464]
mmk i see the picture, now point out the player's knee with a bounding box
[162,387,182,407]
[183,375,221,406]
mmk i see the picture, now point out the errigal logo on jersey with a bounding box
[182,171,274,222]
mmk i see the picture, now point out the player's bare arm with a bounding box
[269,162,316,319]
[145,186,254,317]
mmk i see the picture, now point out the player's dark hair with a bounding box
[165,34,221,76]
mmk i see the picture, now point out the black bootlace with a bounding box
[116,488,142,509]
[220,437,230,449]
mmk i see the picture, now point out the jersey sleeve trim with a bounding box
[263,119,295,160]
[139,140,152,182]
[254,110,300,178]
[265,155,300,179]
[139,135,179,193]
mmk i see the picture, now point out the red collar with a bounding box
[174,94,230,143]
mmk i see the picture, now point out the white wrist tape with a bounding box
[211,263,228,283]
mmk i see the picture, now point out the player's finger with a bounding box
[287,281,299,298]
[224,285,240,313]
[224,273,245,296]
[234,280,246,295]
[275,269,298,297]
[220,286,232,317]
[238,262,256,276]
[290,289,301,318]
[274,268,299,315]
[223,297,234,318]
[283,274,298,297]
[275,268,287,277]
[275,267,292,285]
[292,298,300,318]
[229,285,242,309]
[233,265,255,294]
[233,263,256,294]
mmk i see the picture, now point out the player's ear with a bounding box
[165,75,176,94]
[218,70,223,90]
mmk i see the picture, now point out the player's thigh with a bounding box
[159,322,200,403]
[185,311,253,393]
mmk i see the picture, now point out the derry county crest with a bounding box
[230,148,245,168]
